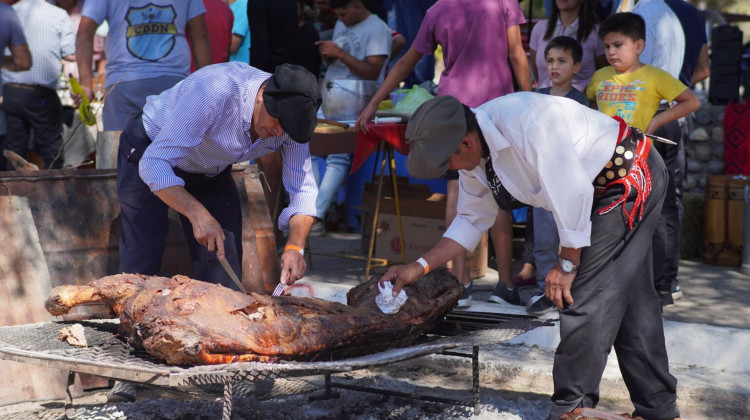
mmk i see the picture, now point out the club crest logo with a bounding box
[126,4,178,61]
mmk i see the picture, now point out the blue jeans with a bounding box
[533,207,559,289]
[315,153,352,219]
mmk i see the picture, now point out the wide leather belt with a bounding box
[594,126,647,192]
[5,82,56,93]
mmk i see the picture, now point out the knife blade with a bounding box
[218,254,247,294]
[645,133,677,145]
[272,283,285,297]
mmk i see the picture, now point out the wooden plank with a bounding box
[0,195,69,403]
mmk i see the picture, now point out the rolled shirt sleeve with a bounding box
[444,172,498,252]
[277,139,318,229]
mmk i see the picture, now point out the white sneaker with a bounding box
[309,220,325,237]
[457,281,473,308]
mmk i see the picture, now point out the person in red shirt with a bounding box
[189,0,233,71]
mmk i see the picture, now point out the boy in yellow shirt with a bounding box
[586,12,699,134]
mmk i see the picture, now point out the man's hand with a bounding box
[379,262,424,297]
[316,40,342,59]
[544,265,576,310]
[280,248,307,286]
[153,185,226,258]
[355,101,378,133]
[190,212,226,259]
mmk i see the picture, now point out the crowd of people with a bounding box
[0,0,715,418]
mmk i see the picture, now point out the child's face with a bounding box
[545,48,581,86]
[602,32,644,73]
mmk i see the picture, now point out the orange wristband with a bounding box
[416,257,429,275]
[284,244,304,256]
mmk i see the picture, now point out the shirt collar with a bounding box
[554,17,580,36]
[473,106,511,160]
[241,75,272,133]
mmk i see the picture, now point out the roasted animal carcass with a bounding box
[45,270,461,365]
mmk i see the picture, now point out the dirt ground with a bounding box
[1,352,738,420]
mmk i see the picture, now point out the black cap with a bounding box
[263,64,322,143]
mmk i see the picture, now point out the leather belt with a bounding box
[4,82,56,93]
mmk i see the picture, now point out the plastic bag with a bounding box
[392,85,435,114]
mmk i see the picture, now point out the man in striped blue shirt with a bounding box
[117,63,321,291]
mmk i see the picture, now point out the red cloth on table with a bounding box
[723,102,750,175]
[351,123,409,173]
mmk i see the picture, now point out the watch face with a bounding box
[561,258,576,273]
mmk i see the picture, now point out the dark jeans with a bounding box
[520,206,535,266]
[548,150,680,420]
[651,113,691,294]
[2,84,63,169]
[116,114,244,291]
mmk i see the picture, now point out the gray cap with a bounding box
[405,96,466,179]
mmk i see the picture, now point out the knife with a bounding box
[645,133,677,145]
[218,254,247,294]
[317,118,350,128]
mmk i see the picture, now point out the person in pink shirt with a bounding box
[530,0,607,91]
[356,0,531,308]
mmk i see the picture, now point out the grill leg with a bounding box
[222,379,234,420]
[309,373,340,401]
[64,371,75,419]
[472,346,481,415]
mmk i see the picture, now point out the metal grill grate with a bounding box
[0,316,547,386]
[0,315,549,420]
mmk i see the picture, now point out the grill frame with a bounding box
[0,315,551,419]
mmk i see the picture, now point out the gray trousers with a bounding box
[548,150,680,420]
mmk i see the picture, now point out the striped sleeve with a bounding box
[277,138,318,229]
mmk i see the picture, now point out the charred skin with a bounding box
[44,270,461,365]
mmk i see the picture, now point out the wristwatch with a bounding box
[559,257,578,274]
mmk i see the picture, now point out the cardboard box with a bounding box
[360,185,487,279]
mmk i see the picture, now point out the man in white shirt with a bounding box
[380,94,681,420]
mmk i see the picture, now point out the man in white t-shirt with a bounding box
[317,0,391,84]
[311,0,391,235]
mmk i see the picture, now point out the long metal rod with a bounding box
[222,379,234,420]
[320,347,483,412]
[64,371,76,420]
[387,145,406,264]
[327,381,477,408]
[365,143,389,280]
[472,346,480,415]
[305,249,390,265]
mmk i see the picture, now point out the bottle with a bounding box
[68,74,96,126]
